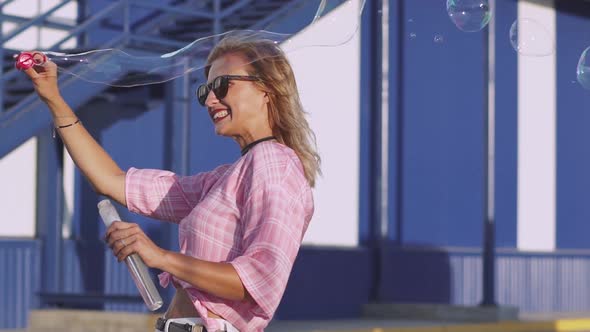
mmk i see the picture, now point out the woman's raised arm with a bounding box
[23,60,127,206]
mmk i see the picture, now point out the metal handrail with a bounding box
[1,0,72,43]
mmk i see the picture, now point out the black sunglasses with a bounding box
[196,75,260,106]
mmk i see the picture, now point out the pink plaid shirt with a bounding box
[125,141,314,332]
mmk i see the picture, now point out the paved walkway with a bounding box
[4,312,590,332]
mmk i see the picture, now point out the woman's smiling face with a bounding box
[204,53,270,141]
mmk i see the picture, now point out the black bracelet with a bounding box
[56,119,81,129]
[52,119,81,138]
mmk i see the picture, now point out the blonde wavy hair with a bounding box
[204,36,321,187]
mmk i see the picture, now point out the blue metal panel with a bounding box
[556,1,590,249]
[276,246,372,319]
[400,0,486,247]
[379,244,458,303]
[0,240,40,329]
[494,0,518,248]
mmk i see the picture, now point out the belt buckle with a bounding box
[166,320,207,332]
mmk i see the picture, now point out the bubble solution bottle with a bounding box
[98,199,163,311]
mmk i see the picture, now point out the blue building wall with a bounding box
[389,0,486,248]
[555,1,590,249]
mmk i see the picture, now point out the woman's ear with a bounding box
[264,92,270,104]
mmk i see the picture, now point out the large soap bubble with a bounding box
[14,0,366,88]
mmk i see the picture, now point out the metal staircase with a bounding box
[0,0,343,158]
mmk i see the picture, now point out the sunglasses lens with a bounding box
[197,84,209,106]
[197,76,234,106]
[213,76,229,100]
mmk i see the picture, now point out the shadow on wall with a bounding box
[378,242,452,304]
[275,242,454,320]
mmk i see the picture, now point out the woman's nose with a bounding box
[204,89,219,107]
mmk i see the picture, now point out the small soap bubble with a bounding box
[446,0,491,32]
[576,46,590,90]
[509,18,555,57]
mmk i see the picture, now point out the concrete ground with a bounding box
[2,311,590,332]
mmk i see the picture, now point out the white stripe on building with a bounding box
[517,0,557,251]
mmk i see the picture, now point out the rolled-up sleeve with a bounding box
[229,184,309,319]
[125,165,229,223]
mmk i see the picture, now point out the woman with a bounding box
[23,37,320,332]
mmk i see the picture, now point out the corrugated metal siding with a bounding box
[496,252,590,312]
[62,240,83,293]
[449,253,482,305]
[0,240,40,328]
[387,248,590,313]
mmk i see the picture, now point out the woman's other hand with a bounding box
[105,220,167,269]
